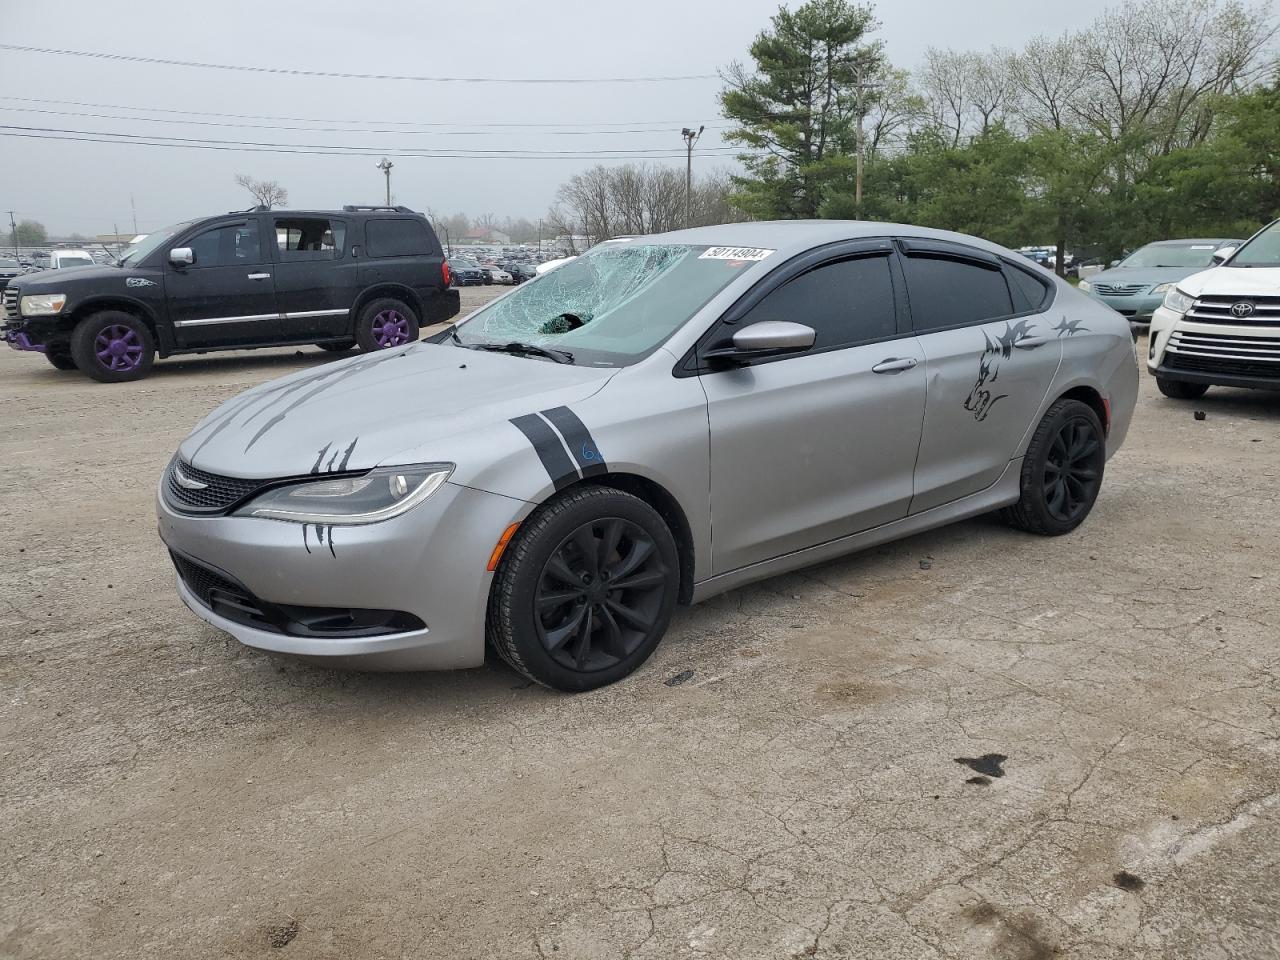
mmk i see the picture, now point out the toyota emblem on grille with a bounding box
[1230,301,1256,319]
[173,465,208,490]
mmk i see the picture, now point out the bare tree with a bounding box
[1011,33,1084,132]
[920,48,974,146]
[233,174,289,209]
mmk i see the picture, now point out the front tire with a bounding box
[69,311,155,382]
[1156,376,1209,400]
[1001,398,1105,536]
[487,486,680,692]
[355,298,419,352]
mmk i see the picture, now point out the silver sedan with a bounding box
[158,222,1138,690]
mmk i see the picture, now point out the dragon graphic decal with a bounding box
[301,437,359,557]
[1054,316,1088,337]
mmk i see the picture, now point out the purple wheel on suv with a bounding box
[371,309,410,348]
[94,324,145,372]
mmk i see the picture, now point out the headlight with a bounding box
[1151,282,1175,294]
[20,293,67,316]
[1077,280,1092,293]
[236,464,453,524]
[1162,287,1195,315]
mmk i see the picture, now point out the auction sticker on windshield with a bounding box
[699,247,774,262]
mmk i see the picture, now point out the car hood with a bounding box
[1178,265,1280,297]
[12,263,131,290]
[178,342,616,479]
[1088,266,1209,289]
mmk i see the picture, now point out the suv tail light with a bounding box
[441,261,452,287]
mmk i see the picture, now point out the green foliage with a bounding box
[13,220,46,246]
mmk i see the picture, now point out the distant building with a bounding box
[461,228,512,245]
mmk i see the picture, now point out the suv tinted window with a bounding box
[366,218,431,258]
[186,221,262,268]
[902,255,1013,331]
[1006,265,1051,312]
[275,217,345,259]
[738,255,897,351]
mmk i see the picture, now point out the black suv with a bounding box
[2,205,459,382]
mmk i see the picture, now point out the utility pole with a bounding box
[537,218,543,255]
[681,126,704,229]
[130,195,138,237]
[853,63,881,216]
[7,211,17,258]
[376,157,394,206]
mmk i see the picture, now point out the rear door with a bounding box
[901,240,1063,513]
[360,217,447,323]
[269,215,355,340]
[167,217,282,348]
[701,242,927,574]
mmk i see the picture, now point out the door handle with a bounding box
[1014,336,1049,349]
[872,357,919,374]
[247,272,271,280]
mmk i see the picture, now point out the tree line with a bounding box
[718,0,1278,268]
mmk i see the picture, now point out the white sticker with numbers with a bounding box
[699,246,775,262]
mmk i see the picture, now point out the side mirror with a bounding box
[169,247,194,266]
[704,320,817,364]
[1211,245,1237,264]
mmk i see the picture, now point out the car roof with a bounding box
[1144,238,1238,246]
[640,220,1026,262]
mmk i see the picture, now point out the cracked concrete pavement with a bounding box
[2,307,1278,959]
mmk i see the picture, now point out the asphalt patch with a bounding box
[1113,870,1146,892]
[954,753,1008,777]
[266,919,300,949]
[665,669,695,687]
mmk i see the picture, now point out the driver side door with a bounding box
[700,242,927,575]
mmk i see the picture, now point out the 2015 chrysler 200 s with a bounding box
[158,222,1138,691]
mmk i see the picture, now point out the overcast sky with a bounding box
[0,0,1119,237]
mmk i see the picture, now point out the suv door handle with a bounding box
[247,272,271,280]
[1014,336,1049,349]
[872,357,919,374]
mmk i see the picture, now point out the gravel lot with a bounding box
[3,298,1279,959]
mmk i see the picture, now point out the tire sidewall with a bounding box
[496,489,680,692]
[69,311,155,383]
[355,298,419,352]
[1024,401,1105,535]
[1156,376,1209,400]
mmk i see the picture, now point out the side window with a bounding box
[185,221,262,269]
[365,218,431,258]
[902,255,1014,331]
[274,217,345,260]
[737,255,897,351]
[1005,264,1051,313]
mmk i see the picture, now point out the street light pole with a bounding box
[376,158,394,206]
[681,126,704,229]
[7,211,17,259]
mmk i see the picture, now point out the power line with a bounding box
[0,44,719,84]
[0,127,750,161]
[0,103,729,138]
[0,95,719,129]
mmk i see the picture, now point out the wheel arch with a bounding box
[353,283,424,326]
[1057,383,1109,435]
[68,298,170,355]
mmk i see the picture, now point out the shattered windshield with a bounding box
[453,242,766,366]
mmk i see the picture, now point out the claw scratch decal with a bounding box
[1054,316,1088,337]
[302,437,359,556]
[964,319,1035,422]
[511,406,608,489]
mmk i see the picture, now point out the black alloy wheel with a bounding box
[535,517,668,672]
[1042,416,1103,524]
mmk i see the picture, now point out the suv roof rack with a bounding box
[342,204,416,214]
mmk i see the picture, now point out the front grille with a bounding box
[1185,295,1280,325]
[2,287,18,321]
[165,458,267,514]
[171,551,277,630]
[1094,282,1148,297]
[1165,330,1280,380]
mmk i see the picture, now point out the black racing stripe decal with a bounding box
[510,414,579,491]
[541,406,608,478]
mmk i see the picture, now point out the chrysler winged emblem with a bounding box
[173,465,208,490]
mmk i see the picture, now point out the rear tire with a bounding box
[355,298,419,352]
[1001,398,1105,536]
[1156,376,1209,400]
[69,311,155,383]
[44,347,78,371]
[487,486,680,692]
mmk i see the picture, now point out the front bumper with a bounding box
[1148,305,1280,389]
[1092,292,1162,321]
[3,326,46,352]
[157,477,530,670]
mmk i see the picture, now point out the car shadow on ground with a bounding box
[150,348,344,379]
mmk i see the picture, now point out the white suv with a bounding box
[1149,219,1280,399]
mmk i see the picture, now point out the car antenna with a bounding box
[100,240,123,266]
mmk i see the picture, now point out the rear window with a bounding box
[902,255,1014,331]
[366,218,433,258]
[1006,265,1052,313]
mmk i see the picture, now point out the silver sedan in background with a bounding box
[158,222,1138,691]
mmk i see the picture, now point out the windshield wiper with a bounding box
[464,341,575,364]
